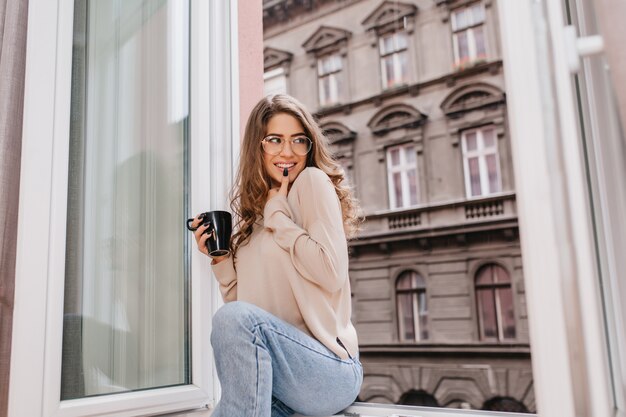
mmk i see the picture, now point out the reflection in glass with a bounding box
[62,0,190,399]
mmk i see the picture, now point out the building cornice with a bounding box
[315,60,503,118]
[263,0,365,36]
[358,343,531,357]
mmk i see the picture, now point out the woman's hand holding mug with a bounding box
[187,211,232,264]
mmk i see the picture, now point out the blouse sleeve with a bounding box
[211,255,237,302]
[263,168,349,293]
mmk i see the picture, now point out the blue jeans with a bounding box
[210,301,363,417]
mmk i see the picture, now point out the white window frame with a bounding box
[386,143,419,209]
[379,32,408,90]
[461,126,502,198]
[497,0,617,416]
[263,66,287,96]
[451,3,488,69]
[317,53,342,107]
[8,1,239,416]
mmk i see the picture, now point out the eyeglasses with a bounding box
[261,135,313,156]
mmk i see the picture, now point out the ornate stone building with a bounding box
[263,0,534,412]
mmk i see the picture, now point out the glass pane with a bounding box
[498,288,517,339]
[473,26,487,59]
[453,8,469,31]
[264,73,287,96]
[393,172,404,207]
[465,131,478,151]
[319,76,330,106]
[493,265,510,284]
[395,32,408,50]
[468,157,482,196]
[476,265,493,285]
[398,294,416,340]
[318,57,327,75]
[331,54,342,71]
[333,74,341,103]
[383,56,395,87]
[418,291,429,340]
[486,154,501,193]
[477,289,497,339]
[398,51,408,84]
[397,273,412,290]
[408,169,418,206]
[390,148,400,166]
[62,0,190,400]
[405,146,416,164]
[472,4,485,24]
[457,31,469,64]
[482,128,495,147]
[380,34,393,54]
[413,272,425,288]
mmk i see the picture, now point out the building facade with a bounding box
[263,0,533,412]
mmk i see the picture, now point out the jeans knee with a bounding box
[211,301,257,347]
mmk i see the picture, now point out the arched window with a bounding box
[396,271,428,341]
[398,389,439,407]
[482,396,529,412]
[475,264,516,340]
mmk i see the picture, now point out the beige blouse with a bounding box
[211,167,358,360]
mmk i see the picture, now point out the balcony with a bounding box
[353,192,517,246]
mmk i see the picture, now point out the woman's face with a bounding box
[262,112,308,188]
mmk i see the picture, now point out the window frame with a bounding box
[461,125,502,198]
[451,3,488,69]
[263,66,288,96]
[379,31,409,90]
[474,264,516,342]
[396,270,429,342]
[8,1,239,416]
[386,143,419,209]
[317,53,343,107]
[497,0,618,415]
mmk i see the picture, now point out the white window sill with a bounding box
[159,402,535,417]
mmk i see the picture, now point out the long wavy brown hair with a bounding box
[229,94,362,262]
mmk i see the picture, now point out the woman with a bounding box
[190,94,363,417]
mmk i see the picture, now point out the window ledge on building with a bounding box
[358,342,531,356]
[351,191,517,245]
[332,402,536,417]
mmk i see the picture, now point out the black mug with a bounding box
[186,211,232,257]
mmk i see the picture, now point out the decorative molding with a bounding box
[321,121,357,162]
[302,25,352,55]
[263,46,293,72]
[441,82,505,116]
[321,121,357,144]
[362,0,418,36]
[368,103,427,136]
[437,0,491,23]
[441,82,507,147]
